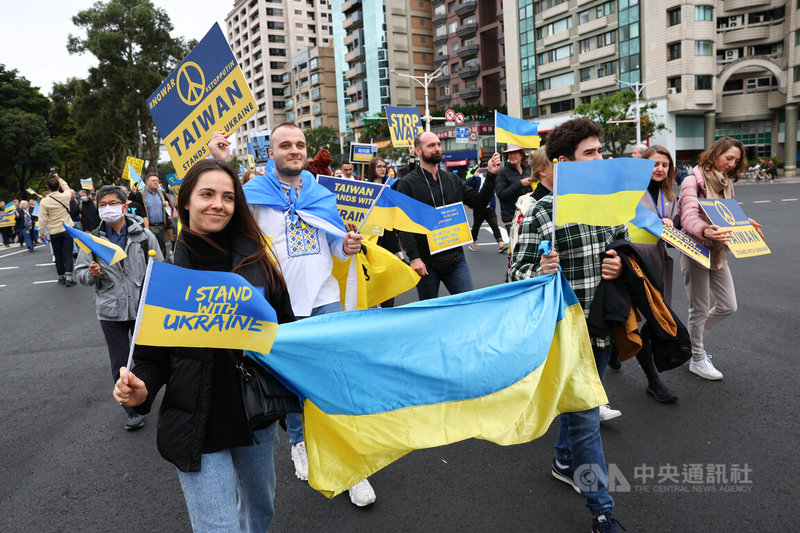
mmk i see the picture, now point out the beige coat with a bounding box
[37,178,74,236]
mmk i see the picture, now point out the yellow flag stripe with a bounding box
[555,190,645,227]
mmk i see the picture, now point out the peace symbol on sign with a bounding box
[177,62,206,106]
[714,201,736,226]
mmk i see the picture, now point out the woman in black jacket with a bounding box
[495,144,533,234]
[113,159,295,531]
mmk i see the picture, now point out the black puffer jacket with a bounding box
[132,231,295,472]
[495,162,532,224]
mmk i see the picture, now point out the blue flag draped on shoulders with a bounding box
[554,158,654,227]
[248,268,607,498]
[135,262,279,352]
[64,224,127,265]
[363,186,444,234]
[243,159,346,237]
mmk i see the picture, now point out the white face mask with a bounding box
[99,205,124,224]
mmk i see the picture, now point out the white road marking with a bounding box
[35,263,54,266]
[0,250,26,259]
[0,284,6,288]
[753,200,771,204]
[0,266,20,270]
[33,280,58,284]
[781,198,798,202]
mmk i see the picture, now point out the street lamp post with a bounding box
[390,65,446,132]
[617,80,649,146]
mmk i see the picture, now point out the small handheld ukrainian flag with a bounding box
[495,111,540,149]
[26,187,37,195]
[554,158,654,227]
[128,164,146,190]
[64,223,127,265]
[362,186,444,234]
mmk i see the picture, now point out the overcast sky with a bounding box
[0,0,232,95]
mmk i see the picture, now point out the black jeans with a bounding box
[100,320,137,416]
[470,207,502,242]
[50,231,74,276]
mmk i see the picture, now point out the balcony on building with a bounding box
[312,87,322,100]
[456,22,478,39]
[461,86,481,100]
[342,0,359,13]
[496,9,504,23]
[285,99,294,110]
[434,32,449,46]
[345,45,365,63]
[344,10,363,31]
[724,0,770,9]
[454,0,477,17]
[432,12,447,26]
[459,63,480,79]
[435,53,450,66]
[500,77,506,90]
[457,43,479,60]
[432,0,445,7]
[436,74,451,85]
[722,25,770,45]
[346,62,367,80]
[499,55,505,67]
[437,94,452,106]
[498,32,505,47]
[347,98,368,113]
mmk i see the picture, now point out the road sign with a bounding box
[456,127,469,144]
[445,121,456,127]
[469,131,478,141]
[455,113,465,125]
[445,109,456,121]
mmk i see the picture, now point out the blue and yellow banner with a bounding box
[349,143,376,164]
[80,178,94,192]
[318,176,383,236]
[0,211,15,228]
[554,158,654,227]
[495,111,540,149]
[248,270,606,498]
[366,187,444,235]
[165,172,182,195]
[64,224,127,265]
[386,106,423,148]
[660,226,711,268]
[697,198,770,258]
[147,23,257,179]
[122,156,145,188]
[426,202,472,254]
[136,262,279,352]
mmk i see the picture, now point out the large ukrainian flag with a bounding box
[554,158,654,227]
[64,224,127,265]
[248,271,606,498]
[363,186,444,234]
[495,111,541,149]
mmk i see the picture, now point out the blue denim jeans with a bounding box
[554,345,614,516]
[19,227,33,251]
[415,252,474,301]
[285,300,344,445]
[177,424,279,532]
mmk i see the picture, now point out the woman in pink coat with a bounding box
[677,137,762,380]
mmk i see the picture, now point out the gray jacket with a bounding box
[75,215,164,321]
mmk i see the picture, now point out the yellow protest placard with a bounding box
[122,156,145,187]
[427,203,472,254]
[386,106,423,148]
[697,199,770,258]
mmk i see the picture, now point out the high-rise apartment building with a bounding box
[432,0,506,109]
[333,0,435,134]
[284,47,339,131]
[503,0,797,173]
[225,0,334,159]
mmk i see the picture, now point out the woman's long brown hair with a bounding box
[367,156,387,183]
[177,159,286,290]
[640,145,676,202]
[696,136,746,182]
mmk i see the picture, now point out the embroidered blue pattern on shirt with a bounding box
[283,181,321,258]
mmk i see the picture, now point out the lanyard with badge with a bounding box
[421,168,445,208]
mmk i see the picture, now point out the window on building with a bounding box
[550,99,574,113]
[539,71,574,91]
[578,10,589,25]
[695,40,713,56]
[267,21,284,30]
[580,67,591,82]
[269,48,286,56]
[449,21,458,33]
[667,7,681,26]
[579,37,592,54]
[695,5,713,21]
[266,8,283,15]
[596,30,615,48]
[268,35,285,43]
[695,75,713,90]
[795,66,800,83]
[596,1,614,18]
[668,42,681,60]
[667,76,681,93]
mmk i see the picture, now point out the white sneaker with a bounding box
[598,404,622,421]
[348,479,376,507]
[291,442,309,481]
[689,355,723,380]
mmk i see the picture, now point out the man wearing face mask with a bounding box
[74,185,163,431]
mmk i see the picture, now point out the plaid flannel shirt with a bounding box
[509,193,629,348]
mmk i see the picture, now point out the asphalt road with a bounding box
[0,181,797,532]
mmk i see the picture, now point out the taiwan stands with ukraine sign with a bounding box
[147,23,257,179]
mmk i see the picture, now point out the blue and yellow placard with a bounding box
[250,129,271,165]
[350,143,376,164]
[317,175,383,236]
[147,23,257,179]
[0,211,15,228]
[426,202,472,254]
[80,178,94,191]
[697,198,770,258]
[136,262,279,352]
[660,226,711,269]
[165,172,182,195]
[386,106,424,148]
[123,157,146,188]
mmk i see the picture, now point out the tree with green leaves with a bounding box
[0,66,58,196]
[304,125,340,160]
[67,0,192,178]
[573,90,667,158]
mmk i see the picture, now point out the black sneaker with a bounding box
[125,414,145,430]
[551,458,580,493]
[64,278,76,287]
[646,380,678,403]
[58,276,66,285]
[592,511,626,532]
[608,348,621,370]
